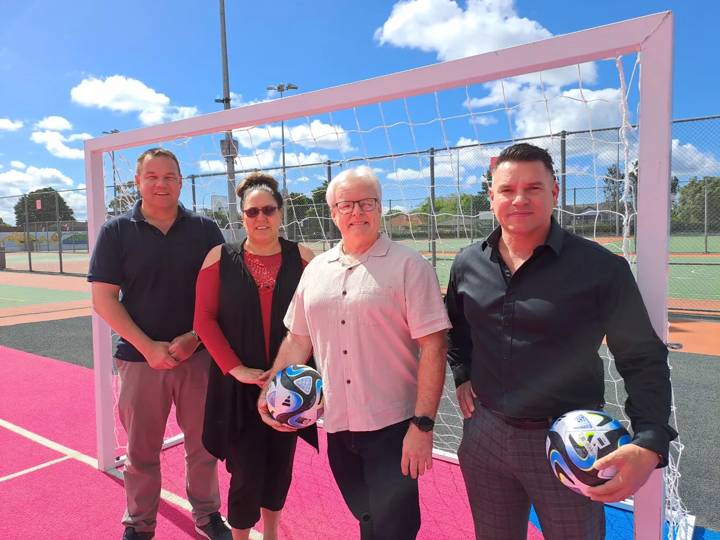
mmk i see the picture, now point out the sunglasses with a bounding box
[243,205,278,218]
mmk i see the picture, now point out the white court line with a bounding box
[0,455,71,482]
[0,418,262,539]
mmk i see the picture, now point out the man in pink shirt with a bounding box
[258,166,450,540]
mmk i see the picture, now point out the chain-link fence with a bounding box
[2,116,718,313]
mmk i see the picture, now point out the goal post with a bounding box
[85,11,676,538]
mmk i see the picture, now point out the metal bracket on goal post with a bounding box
[85,11,677,537]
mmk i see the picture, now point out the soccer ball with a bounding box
[546,410,632,496]
[266,364,324,429]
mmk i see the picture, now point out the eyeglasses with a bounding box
[243,205,278,218]
[334,198,378,215]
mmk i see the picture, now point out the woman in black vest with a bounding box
[194,173,318,540]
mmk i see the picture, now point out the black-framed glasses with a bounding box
[243,205,278,218]
[335,198,378,215]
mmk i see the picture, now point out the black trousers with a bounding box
[327,419,420,540]
[225,421,298,530]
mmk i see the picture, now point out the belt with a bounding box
[481,405,553,430]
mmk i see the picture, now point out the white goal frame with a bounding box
[85,11,674,538]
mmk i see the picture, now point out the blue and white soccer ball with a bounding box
[546,409,632,497]
[266,364,324,429]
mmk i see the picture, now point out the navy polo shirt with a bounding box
[88,200,224,362]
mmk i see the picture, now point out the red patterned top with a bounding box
[194,249,308,374]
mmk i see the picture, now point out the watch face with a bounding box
[414,416,434,431]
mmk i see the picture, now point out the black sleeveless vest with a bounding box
[202,238,318,460]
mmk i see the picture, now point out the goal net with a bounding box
[87,11,688,538]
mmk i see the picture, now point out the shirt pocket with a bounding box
[356,286,398,327]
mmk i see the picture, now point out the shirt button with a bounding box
[343,350,348,354]
[346,379,351,384]
[341,320,346,325]
[342,291,347,296]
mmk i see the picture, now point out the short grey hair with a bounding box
[325,166,382,207]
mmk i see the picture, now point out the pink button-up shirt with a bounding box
[284,234,451,433]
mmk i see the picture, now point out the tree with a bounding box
[673,176,720,231]
[14,187,76,226]
[107,181,139,215]
[311,180,330,205]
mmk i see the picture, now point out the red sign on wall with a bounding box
[35,199,42,210]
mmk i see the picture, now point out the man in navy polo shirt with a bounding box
[88,148,230,540]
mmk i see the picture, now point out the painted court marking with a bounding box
[0,417,261,538]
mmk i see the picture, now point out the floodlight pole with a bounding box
[267,83,299,235]
[217,0,239,233]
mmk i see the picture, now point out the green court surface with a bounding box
[431,256,720,302]
[0,284,90,308]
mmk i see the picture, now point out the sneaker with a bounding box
[195,512,232,539]
[122,527,154,540]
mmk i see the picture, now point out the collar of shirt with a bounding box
[326,233,392,266]
[482,216,565,257]
[130,199,190,224]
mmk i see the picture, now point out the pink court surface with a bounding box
[0,346,487,539]
[1,270,718,539]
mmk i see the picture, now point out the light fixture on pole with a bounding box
[266,83,298,237]
[266,83,298,199]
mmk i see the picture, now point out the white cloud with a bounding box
[288,120,353,152]
[671,139,720,177]
[284,151,329,167]
[30,130,85,159]
[197,160,227,174]
[375,0,596,87]
[67,132,93,142]
[0,118,23,131]
[233,120,353,152]
[35,115,73,131]
[377,0,605,140]
[71,75,199,126]
[10,160,26,170]
[0,166,77,223]
[235,148,276,170]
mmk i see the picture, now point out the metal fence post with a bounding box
[560,130,567,227]
[24,196,32,272]
[429,147,437,269]
[704,176,709,254]
[56,190,64,273]
[190,174,197,213]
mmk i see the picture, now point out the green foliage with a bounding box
[14,187,76,225]
[311,180,330,205]
[673,176,720,231]
[411,190,490,215]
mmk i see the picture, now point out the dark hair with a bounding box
[135,147,181,176]
[236,172,283,209]
[493,143,555,177]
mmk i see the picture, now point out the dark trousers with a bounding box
[225,421,298,530]
[327,419,420,540]
[458,404,604,540]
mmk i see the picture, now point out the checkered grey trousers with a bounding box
[457,403,604,540]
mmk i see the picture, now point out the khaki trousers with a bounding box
[117,349,220,533]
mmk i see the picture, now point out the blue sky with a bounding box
[0,0,718,224]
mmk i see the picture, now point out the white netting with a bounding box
[98,53,688,537]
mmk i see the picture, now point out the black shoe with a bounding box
[195,512,232,539]
[122,527,154,540]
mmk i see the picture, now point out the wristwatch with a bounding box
[411,415,435,432]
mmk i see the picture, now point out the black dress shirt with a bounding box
[446,218,677,462]
[88,200,224,362]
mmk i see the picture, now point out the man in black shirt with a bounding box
[88,148,230,540]
[446,143,676,539]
